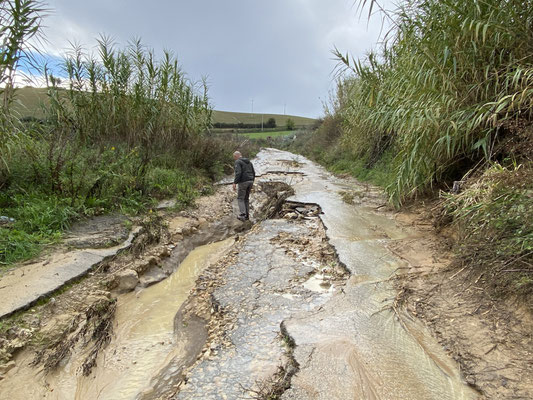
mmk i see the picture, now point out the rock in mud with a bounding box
[140,268,169,287]
[116,269,139,292]
[0,216,15,226]
[284,212,298,220]
[64,214,130,249]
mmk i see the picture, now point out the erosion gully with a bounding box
[1,148,478,399]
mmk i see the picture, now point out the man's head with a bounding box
[233,151,242,161]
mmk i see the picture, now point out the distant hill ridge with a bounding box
[212,110,316,127]
[10,87,316,126]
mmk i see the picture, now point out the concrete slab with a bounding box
[0,228,139,319]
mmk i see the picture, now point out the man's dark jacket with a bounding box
[234,158,255,184]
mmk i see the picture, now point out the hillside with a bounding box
[9,87,316,127]
[212,110,316,127]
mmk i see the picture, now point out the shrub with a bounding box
[145,167,195,200]
[265,118,276,128]
[286,118,295,131]
[443,162,533,300]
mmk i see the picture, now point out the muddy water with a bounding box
[3,238,234,400]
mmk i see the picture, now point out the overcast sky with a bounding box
[37,0,393,118]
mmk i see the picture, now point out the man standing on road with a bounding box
[232,151,255,221]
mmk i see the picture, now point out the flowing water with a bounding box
[1,238,234,400]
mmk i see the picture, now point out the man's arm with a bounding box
[234,160,242,184]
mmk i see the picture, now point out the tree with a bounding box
[286,118,295,131]
[265,117,276,128]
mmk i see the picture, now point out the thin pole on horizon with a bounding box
[251,99,254,117]
[283,103,286,115]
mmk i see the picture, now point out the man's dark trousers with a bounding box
[237,181,253,218]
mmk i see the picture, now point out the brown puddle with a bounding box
[1,238,235,400]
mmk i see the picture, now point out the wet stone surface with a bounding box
[175,218,340,399]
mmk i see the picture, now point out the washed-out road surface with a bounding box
[173,148,478,399]
[0,148,479,400]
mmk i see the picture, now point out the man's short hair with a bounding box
[233,151,242,157]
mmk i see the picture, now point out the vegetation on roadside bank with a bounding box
[288,0,533,303]
[0,0,258,266]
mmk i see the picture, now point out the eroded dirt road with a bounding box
[0,148,480,399]
[168,149,477,400]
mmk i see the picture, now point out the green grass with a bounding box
[328,150,396,189]
[0,192,74,266]
[239,130,296,139]
[0,146,204,267]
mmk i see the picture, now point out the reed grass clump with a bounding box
[336,0,533,204]
[0,0,46,168]
[45,36,212,159]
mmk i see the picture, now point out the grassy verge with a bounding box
[0,153,198,267]
[327,150,395,189]
[0,132,260,268]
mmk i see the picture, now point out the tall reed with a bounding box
[46,36,212,160]
[336,0,533,203]
[0,0,45,168]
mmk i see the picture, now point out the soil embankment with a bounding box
[390,209,533,399]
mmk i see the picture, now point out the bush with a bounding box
[286,118,295,131]
[145,168,196,200]
[265,118,276,129]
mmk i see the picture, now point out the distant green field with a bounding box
[239,130,295,139]
[8,87,317,128]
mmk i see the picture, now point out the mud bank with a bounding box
[390,223,533,399]
[0,176,286,398]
